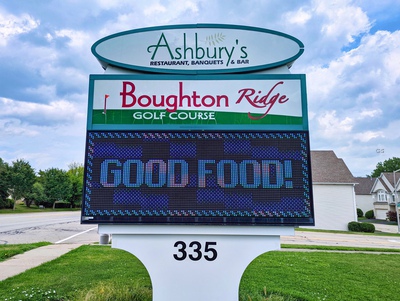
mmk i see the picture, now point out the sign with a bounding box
[87,74,308,130]
[82,24,314,227]
[82,130,313,225]
[83,25,313,301]
[91,24,304,74]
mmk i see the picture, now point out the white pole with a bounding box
[393,169,400,233]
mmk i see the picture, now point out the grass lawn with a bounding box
[0,202,80,214]
[1,244,399,301]
[0,242,51,262]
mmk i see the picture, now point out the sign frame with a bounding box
[86,73,309,131]
[82,74,313,226]
[91,24,304,74]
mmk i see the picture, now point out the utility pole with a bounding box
[393,169,400,233]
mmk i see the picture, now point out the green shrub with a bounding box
[360,222,375,233]
[365,210,374,219]
[357,208,364,218]
[348,221,375,233]
[348,221,361,232]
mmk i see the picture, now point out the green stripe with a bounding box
[92,109,303,125]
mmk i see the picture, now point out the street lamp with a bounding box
[393,169,400,233]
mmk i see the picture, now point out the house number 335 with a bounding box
[173,241,218,261]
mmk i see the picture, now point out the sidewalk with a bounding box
[0,243,83,281]
[372,222,398,234]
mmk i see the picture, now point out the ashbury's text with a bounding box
[146,33,248,67]
[119,81,289,120]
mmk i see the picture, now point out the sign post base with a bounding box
[99,225,294,301]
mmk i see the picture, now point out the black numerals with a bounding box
[203,241,217,261]
[173,241,187,261]
[188,241,202,261]
[173,241,217,261]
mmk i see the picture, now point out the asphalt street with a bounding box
[0,211,99,245]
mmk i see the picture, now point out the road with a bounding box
[0,211,99,245]
[1,211,400,249]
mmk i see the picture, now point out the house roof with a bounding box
[381,172,400,187]
[354,177,375,195]
[371,172,400,193]
[310,150,355,184]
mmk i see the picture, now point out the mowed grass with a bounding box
[1,244,400,300]
[0,242,51,262]
[0,202,81,214]
[0,245,152,301]
[241,251,400,300]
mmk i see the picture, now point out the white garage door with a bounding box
[375,209,387,220]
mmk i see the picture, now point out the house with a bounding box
[370,172,400,220]
[307,150,357,231]
[354,177,375,215]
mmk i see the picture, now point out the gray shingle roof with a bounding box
[310,150,355,183]
[354,176,376,195]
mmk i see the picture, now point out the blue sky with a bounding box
[0,0,399,176]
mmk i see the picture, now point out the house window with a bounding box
[377,190,388,202]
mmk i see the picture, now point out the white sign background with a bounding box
[92,24,304,73]
[92,78,303,117]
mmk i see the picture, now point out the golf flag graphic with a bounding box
[103,94,110,114]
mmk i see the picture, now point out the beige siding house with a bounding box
[308,151,357,231]
[370,172,400,220]
[354,177,375,215]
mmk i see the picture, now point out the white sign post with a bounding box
[99,225,293,301]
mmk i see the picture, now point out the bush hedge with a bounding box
[387,211,398,222]
[357,208,363,218]
[365,209,374,219]
[348,221,375,233]
[348,221,361,232]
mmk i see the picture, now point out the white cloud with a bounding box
[354,130,384,142]
[359,109,382,118]
[25,85,57,100]
[142,0,199,18]
[0,117,86,171]
[144,3,168,16]
[0,97,85,125]
[316,110,353,139]
[0,118,39,137]
[0,11,39,46]
[306,28,400,130]
[50,29,91,48]
[314,0,371,43]
[285,8,312,25]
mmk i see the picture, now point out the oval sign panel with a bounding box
[92,24,304,74]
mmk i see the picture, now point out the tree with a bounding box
[0,158,10,209]
[41,168,72,209]
[371,157,400,177]
[25,182,46,208]
[7,159,36,209]
[66,162,84,208]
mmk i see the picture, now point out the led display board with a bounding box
[81,130,313,225]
